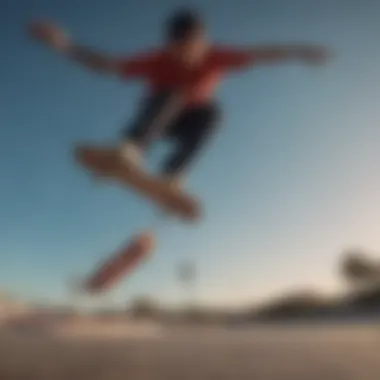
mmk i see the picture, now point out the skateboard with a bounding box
[74,144,201,222]
[84,231,155,293]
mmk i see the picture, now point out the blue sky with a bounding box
[1,0,380,308]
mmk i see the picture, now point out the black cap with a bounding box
[166,8,203,42]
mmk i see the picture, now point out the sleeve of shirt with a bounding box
[117,50,159,78]
[212,46,256,71]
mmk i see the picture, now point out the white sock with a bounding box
[119,142,142,166]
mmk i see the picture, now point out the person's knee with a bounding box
[198,103,221,135]
[121,123,143,142]
[121,90,180,141]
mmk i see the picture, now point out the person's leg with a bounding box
[161,103,220,184]
[120,91,184,166]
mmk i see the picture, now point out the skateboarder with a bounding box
[30,8,328,188]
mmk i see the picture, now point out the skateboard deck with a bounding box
[84,232,155,293]
[74,144,201,222]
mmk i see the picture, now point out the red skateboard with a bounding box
[84,231,155,293]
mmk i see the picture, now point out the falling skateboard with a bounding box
[83,231,155,293]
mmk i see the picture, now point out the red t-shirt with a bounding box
[118,46,254,105]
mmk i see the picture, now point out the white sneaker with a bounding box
[156,174,186,218]
[162,174,184,191]
[119,142,143,169]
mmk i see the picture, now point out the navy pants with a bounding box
[122,91,220,176]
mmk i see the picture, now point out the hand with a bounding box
[299,46,329,65]
[28,21,71,52]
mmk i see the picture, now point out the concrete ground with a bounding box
[1,323,380,380]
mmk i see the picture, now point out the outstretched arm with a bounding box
[28,21,155,77]
[216,44,329,70]
[249,44,328,64]
[65,45,122,73]
[29,21,124,74]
